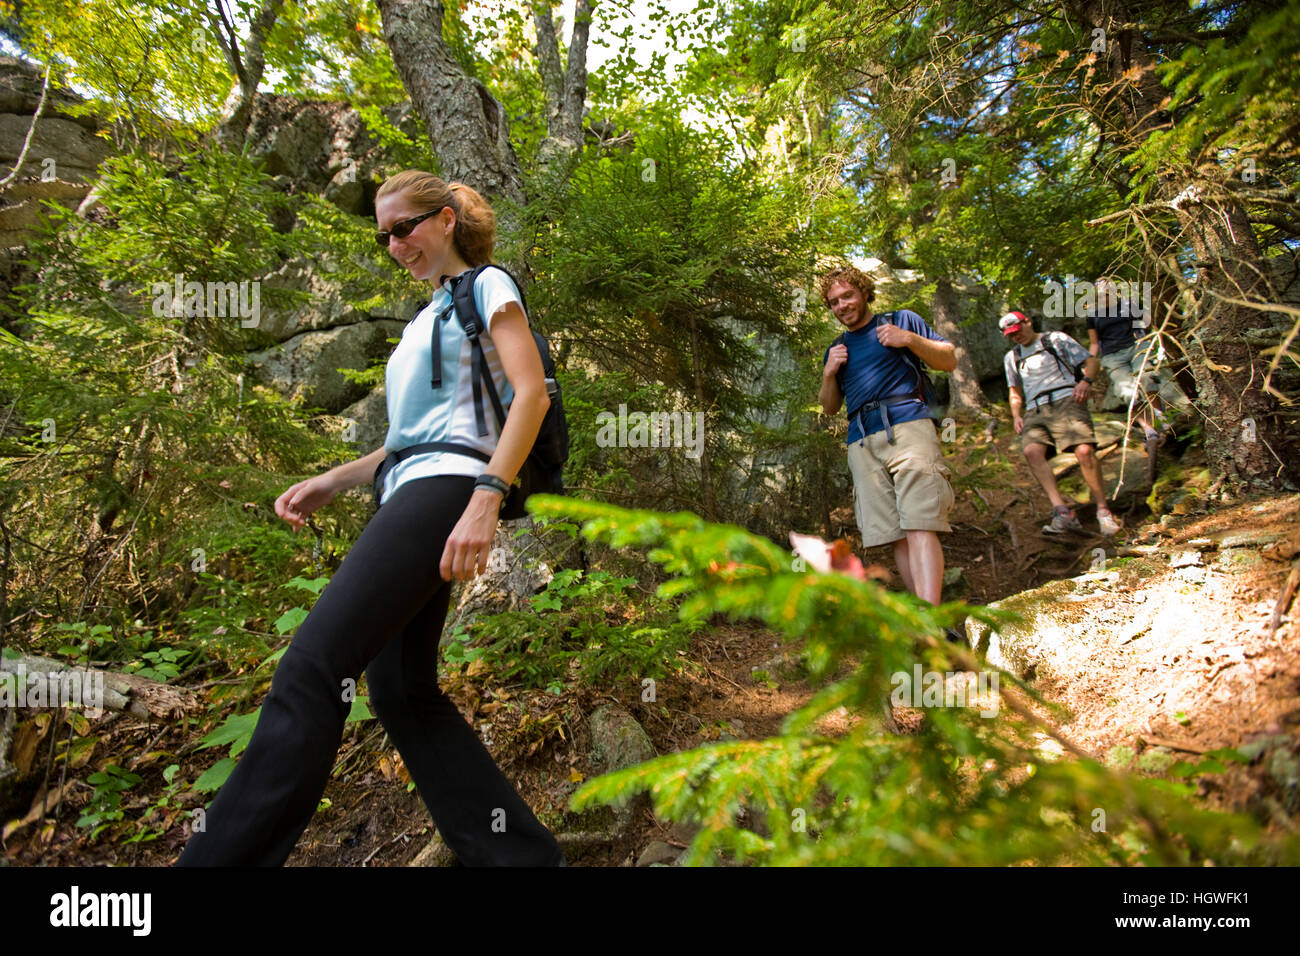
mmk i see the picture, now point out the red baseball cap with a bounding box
[999,311,1027,335]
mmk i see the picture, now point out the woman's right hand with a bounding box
[275,474,340,532]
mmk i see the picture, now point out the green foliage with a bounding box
[125,645,191,683]
[442,567,700,693]
[266,0,406,105]
[554,369,674,506]
[49,621,198,681]
[17,0,231,137]
[77,763,142,841]
[127,763,186,844]
[188,570,375,795]
[0,141,367,660]
[1129,3,1300,199]
[525,495,1298,866]
[528,113,825,523]
[191,689,373,794]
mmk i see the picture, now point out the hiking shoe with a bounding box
[1097,508,1122,537]
[1144,430,1160,461]
[1043,506,1083,534]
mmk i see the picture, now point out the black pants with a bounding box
[176,475,564,866]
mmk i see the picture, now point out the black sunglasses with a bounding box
[376,206,446,247]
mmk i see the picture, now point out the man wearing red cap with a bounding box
[1000,311,1121,536]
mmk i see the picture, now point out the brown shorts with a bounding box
[847,418,954,547]
[1022,396,1095,457]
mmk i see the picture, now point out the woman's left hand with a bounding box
[440,488,504,581]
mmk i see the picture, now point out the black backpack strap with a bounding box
[478,345,508,427]
[830,332,846,387]
[879,311,928,402]
[448,264,527,437]
[1040,331,1083,382]
[430,302,453,390]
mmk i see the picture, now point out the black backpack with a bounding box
[372,264,569,519]
[832,311,942,418]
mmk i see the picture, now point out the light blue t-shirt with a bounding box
[379,268,524,505]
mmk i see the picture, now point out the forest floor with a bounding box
[4,410,1298,866]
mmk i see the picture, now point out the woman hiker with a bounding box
[175,170,566,866]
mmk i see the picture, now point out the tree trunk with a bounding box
[1077,0,1293,488]
[532,0,595,184]
[1175,195,1285,487]
[376,0,526,205]
[0,654,197,720]
[211,0,286,147]
[927,277,988,415]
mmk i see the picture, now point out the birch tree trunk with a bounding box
[375,0,526,206]
[210,0,286,147]
[532,0,595,184]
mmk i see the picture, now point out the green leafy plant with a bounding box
[190,572,371,795]
[126,764,185,844]
[126,646,191,683]
[525,495,1298,867]
[77,763,143,841]
[442,567,700,692]
[53,623,114,663]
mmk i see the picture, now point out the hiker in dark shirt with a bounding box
[1085,275,1171,445]
[818,264,956,607]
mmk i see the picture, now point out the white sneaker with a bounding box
[1097,508,1122,537]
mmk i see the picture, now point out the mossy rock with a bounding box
[964,557,1162,681]
[1216,550,1265,574]
[965,577,1087,680]
[1136,748,1175,773]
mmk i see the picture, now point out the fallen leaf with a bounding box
[790,532,892,583]
[2,783,71,841]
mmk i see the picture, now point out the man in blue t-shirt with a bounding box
[817,264,956,609]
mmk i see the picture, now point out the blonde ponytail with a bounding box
[447,182,496,266]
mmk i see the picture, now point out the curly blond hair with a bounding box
[818,264,875,309]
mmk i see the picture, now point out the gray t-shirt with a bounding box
[1004,331,1090,406]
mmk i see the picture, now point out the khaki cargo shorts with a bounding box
[847,417,954,548]
[1100,342,1163,403]
[1022,396,1095,457]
